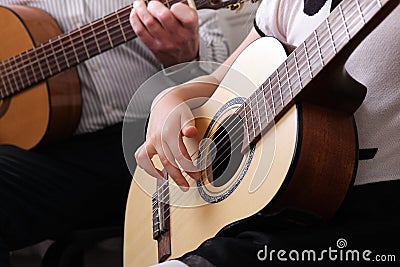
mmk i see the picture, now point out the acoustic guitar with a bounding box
[123,0,399,266]
[0,0,252,149]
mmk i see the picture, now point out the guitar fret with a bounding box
[0,62,7,97]
[32,48,45,81]
[249,102,256,138]
[261,85,269,124]
[0,75,4,98]
[12,57,23,90]
[103,19,114,48]
[284,60,293,99]
[276,70,284,107]
[58,36,70,69]
[293,51,303,90]
[20,53,31,87]
[5,71,14,95]
[268,77,276,115]
[328,8,345,52]
[17,54,29,89]
[0,86,4,99]
[91,24,102,54]
[314,30,325,66]
[79,30,91,59]
[49,38,62,73]
[16,54,26,87]
[72,31,89,63]
[106,14,127,48]
[255,91,262,133]
[26,51,38,83]
[9,57,21,90]
[116,11,127,43]
[7,59,20,90]
[69,35,80,64]
[325,18,337,54]
[338,4,351,41]
[303,41,313,79]
[355,0,366,24]
[41,45,53,77]
[54,38,68,71]
[1,62,11,96]
[243,103,251,144]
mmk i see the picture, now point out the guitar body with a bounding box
[124,37,360,266]
[0,5,81,149]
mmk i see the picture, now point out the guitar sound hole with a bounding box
[207,114,244,187]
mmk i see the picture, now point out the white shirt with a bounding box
[0,0,229,133]
[256,0,400,185]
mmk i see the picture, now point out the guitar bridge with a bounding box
[152,172,171,263]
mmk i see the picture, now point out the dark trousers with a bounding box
[0,120,146,266]
[180,180,400,266]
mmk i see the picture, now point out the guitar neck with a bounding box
[238,0,398,149]
[0,0,242,99]
[0,4,133,99]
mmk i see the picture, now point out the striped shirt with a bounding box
[0,0,229,134]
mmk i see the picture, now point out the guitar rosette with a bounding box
[123,61,276,208]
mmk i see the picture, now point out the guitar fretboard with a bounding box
[0,0,237,99]
[236,0,396,148]
[0,4,134,99]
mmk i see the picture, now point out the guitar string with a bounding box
[154,0,391,230]
[0,0,359,102]
[0,0,380,107]
[150,0,381,218]
[0,0,208,67]
[0,0,189,68]
[0,0,378,234]
[150,0,361,183]
[196,0,371,156]
[195,0,377,181]
[151,0,366,173]
[151,0,380,215]
[0,0,348,98]
[0,0,244,93]
[185,0,375,170]
[0,0,382,220]
[0,0,200,94]
[2,7,132,97]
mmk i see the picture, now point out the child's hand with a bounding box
[135,91,201,191]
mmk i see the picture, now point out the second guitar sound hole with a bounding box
[207,114,245,187]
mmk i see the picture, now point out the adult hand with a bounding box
[130,0,199,67]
